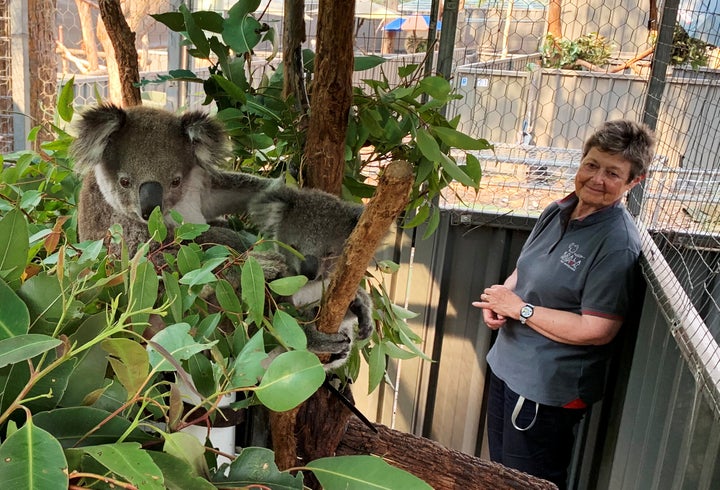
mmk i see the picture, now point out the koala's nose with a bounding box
[139,181,164,220]
[300,255,320,279]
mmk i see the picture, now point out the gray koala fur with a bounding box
[71,104,373,368]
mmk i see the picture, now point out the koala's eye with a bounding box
[119,177,131,188]
[170,177,182,188]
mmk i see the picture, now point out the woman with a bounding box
[472,120,655,489]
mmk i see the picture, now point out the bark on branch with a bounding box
[318,160,415,334]
[337,417,558,489]
[98,0,141,107]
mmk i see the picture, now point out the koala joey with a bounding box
[244,180,374,369]
[71,103,265,254]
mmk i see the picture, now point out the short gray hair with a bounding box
[582,120,656,181]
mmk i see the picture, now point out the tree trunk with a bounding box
[98,0,141,107]
[302,0,355,195]
[28,0,57,147]
[547,0,562,39]
[337,417,559,490]
[282,0,309,114]
[75,0,99,71]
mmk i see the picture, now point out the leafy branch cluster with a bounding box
[0,103,430,487]
[541,32,614,69]
[671,23,710,68]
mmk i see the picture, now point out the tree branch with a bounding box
[318,160,414,334]
[98,0,141,107]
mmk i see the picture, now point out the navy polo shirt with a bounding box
[486,192,641,406]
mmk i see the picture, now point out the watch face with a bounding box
[520,305,534,318]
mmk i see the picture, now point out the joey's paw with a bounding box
[304,326,352,356]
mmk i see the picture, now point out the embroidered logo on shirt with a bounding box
[560,242,584,271]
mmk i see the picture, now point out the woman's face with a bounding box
[574,147,643,215]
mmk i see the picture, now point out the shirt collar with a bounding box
[556,192,624,226]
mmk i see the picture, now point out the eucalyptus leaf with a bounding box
[102,338,150,399]
[367,343,386,394]
[57,77,75,123]
[0,418,68,490]
[163,431,209,477]
[0,334,62,369]
[230,330,267,389]
[0,277,30,340]
[308,455,432,489]
[147,323,218,372]
[241,256,265,326]
[268,275,308,296]
[148,451,217,490]
[33,407,156,448]
[180,3,210,58]
[212,446,303,489]
[84,442,165,490]
[0,209,29,287]
[254,350,324,412]
[271,310,307,350]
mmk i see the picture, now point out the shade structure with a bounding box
[382,14,441,32]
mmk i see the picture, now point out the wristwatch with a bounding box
[519,304,535,324]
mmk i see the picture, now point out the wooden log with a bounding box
[98,0,141,107]
[336,417,558,490]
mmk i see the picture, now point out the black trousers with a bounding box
[486,371,587,490]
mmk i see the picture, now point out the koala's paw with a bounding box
[302,321,353,371]
[349,288,374,340]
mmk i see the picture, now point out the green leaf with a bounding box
[0,334,61,368]
[0,209,29,287]
[175,222,210,241]
[57,77,75,122]
[271,310,307,350]
[177,245,202,275]
[432,126,493,151]
[415,128,444,162]
[148,451,217,490]
[439,153,478,188]
[0,418,68,490]
[130,260,159,325]
[84,443,165,490]
[241,256,265,326]
[33,407,156,448]
[367,343,386,394]
[102,338,149,400]
[148,207,168,243]
[0,277,30,340]
[268,275,308,296]
[212,446,303,488]
[402,204,430,229]
[163,432,209,477]
[162,271,184,324]
[210,74,248,104]
[180,4,210,58]
[229,330,267,389]
[307,455,433,489]
[227,0,262,21]
[422,207,441,240]
[214,278,243,319]
[254,350,324,412]
[354,55,385,72]
[147,323,217,372]
[418,75,452,100]
[464,153,482,184]
[222,14,262,56]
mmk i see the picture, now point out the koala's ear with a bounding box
[70,104,126,174]
[180,111,233,169]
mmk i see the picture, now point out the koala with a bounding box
[71,103,265,254]
[244,182,374,367]
[71,104,373,368]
